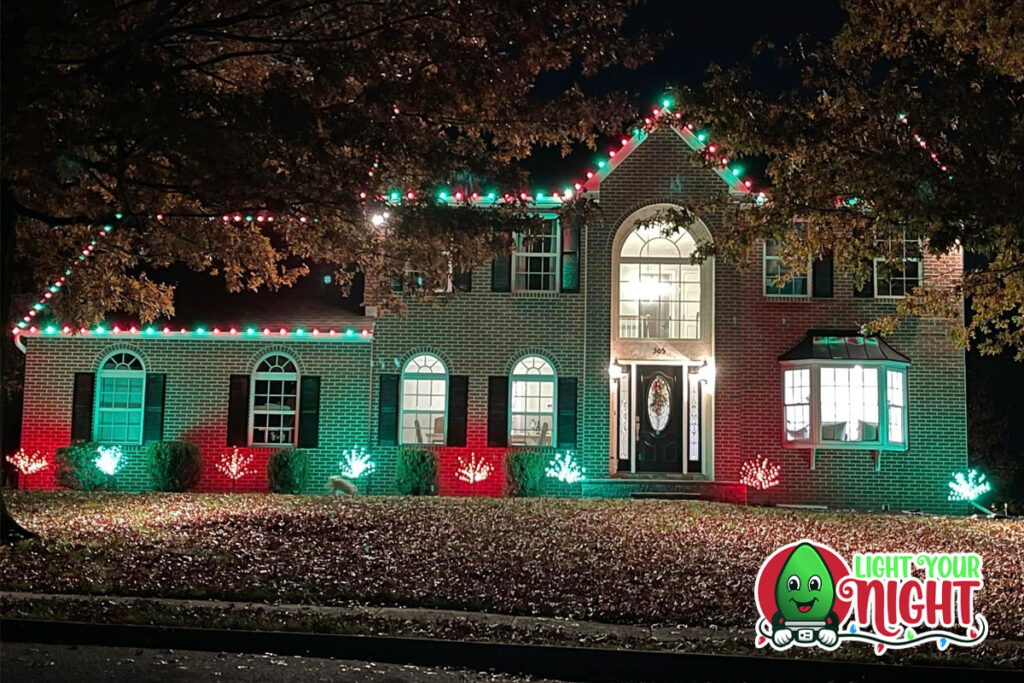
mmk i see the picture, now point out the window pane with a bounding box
[820,365,880,442]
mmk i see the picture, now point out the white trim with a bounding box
[94,350,146,445]
[873,238,923,299]
[248,352,300,447]
[508,354,557,448]
[511,219,561,293]
[399,353,449,446]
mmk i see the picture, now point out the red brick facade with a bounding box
[14,124,967,511]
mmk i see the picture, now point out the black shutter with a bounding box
[560,218,580,293]
[143,374,166,444]
[491,252,511,292]
[453,269,472,292]
[854,260,875,298]
[378,374,399,446]
[227,375,250,446]
[812,254,834,298]
[557,377,578,448]
[297,376,321,448]
[487,376,509,446]
[447,375,469,447]
[70,372,95,441]
[390,274,404,292]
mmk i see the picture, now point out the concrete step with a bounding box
[629,491,701,500]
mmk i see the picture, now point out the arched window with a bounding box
[618,224,701,339]
[509,356,555,447]
[401,353,448,445]
[251,353,298,446]
[95,351,146,444]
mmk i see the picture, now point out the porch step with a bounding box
[629,491,701,500]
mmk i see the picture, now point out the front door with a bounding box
[635,365,684,472]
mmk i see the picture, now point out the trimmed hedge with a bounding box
[395,448,437,495]
[267,448,308,494]
[147,441,202,492]
[505,449,546,497]
[54,441,111,491]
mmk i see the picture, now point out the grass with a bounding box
[2,492,1022,644]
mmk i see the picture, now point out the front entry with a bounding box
[635,365,684,472]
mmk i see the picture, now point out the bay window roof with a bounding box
[778,330,910,364]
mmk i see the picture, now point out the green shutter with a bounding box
[487,376,509,446]
[227,375,250,446]
[560,218,580,293]
[453,269,473,292]
[447,375,469,447]
[297,376,321,448]
[812,254,834,298]
[557,377,578,448]
[143,374,166,444]
[491,252,511,292]
[71,372,94,442]
[378,374,399,445]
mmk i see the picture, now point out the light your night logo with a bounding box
[754,540,988,655]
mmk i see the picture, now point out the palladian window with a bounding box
[509,356,555,447]
[618,224,700,339]
[780,333,909,451]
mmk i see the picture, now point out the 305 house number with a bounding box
[653,346,667,355]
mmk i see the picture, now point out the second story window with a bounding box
[513,220,559,292]
[764,240,810,297]
[874,239,922,298]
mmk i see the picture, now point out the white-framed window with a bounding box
[513,219,559,292]
[400,353,448,445]
[509,355,555,447]
[874,238,922,298]
[781,361,908,450]
[783,367,811,442]
[250,353,298,446]
[95,351,146,444]
[763,240,811,297]
[618,224,701,339]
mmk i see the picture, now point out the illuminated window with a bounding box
[886,369,906,444]
[874,239,922,298]
[400,354,448,445]
[764,240,810,297]
[820,366,879,442]
[783,368,811,442]
[95,351,145,444]
[251,353,298,446]
[513,220,560,292]
[509,356,555,447]
[618,224,700,339]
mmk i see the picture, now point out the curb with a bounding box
[2,618,1020,683]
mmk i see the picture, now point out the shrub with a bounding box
[54,441,110,491]
[395,448,437,495]
[267,448,308,493]
[505,449,547,497]
[147,441,202,492]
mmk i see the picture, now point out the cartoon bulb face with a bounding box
[774,543,835,622]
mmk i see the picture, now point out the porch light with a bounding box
[608,362,623,380]
[697,359,716,387]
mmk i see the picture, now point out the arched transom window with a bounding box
[618,224,700,339]
[401,353,448,445]
[96,351,146,444]
[509,356,555,447]
[251,353,298,446]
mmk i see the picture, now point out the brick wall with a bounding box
[19,337,371,493]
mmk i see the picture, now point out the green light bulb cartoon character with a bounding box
[770,542,840,647]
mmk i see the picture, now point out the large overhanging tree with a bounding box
[669,0,1024,359]
[0,0,659,541]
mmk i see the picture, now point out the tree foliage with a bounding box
[671,0,1024,358]
[2,0,658,325]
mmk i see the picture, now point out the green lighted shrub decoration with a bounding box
[55,441,111,491]
[147,440,202,492]
[505,450,546,497]
[267,447,308,494]
[339,446,375,479]
[395,448,437,495]
[948,469,992,514]
[545,450,585,484]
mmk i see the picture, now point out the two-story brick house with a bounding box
[13,118,967,511]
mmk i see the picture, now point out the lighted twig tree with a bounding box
[948,469,992,516]
[5,449,49,486]
[216,447,257,493]
[456,453,494,497]
[740,456,781,491]
[546,450,585,484]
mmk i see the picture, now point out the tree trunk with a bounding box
[1,490,36,543]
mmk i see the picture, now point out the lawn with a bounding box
[2,492,1023,641]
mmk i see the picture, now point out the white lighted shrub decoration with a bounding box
[5,448,49,476]
[216,447,257,492]
[740,455,780,491]
[948,469,992,514]
[339,447,375,479]
[94,445,124,476]
[456,453,494,496]
[546,450,585,484]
